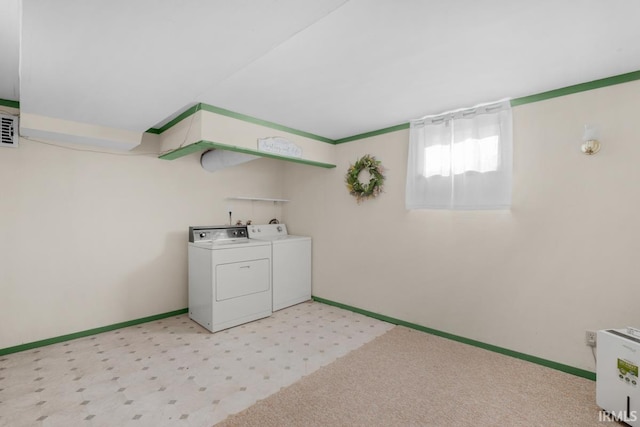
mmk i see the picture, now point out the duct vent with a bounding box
[1,114,18,147]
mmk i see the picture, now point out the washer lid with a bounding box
[270,235,311,244]
[189,238,271,249]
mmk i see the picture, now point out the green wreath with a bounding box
[345,154,385,203]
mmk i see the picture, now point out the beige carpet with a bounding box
[216,326,602,427]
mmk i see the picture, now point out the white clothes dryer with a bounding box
[188,225,272,332]
[248,224,311,311]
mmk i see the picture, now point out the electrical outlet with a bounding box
[585,330,597,347]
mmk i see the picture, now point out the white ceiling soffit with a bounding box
[19,0,349,132]
[12,0,640,143]
[0,0,20,101]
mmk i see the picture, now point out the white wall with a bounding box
[0,134,285,349]
[283,80,640,372]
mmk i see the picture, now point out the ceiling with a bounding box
[3,0,640,142]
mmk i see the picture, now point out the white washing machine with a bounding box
[188,225,272,332]
[248,224,311,311]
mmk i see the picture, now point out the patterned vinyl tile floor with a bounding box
[0,301,392,427]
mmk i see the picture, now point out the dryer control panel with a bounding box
[248,224,288,237]
[189,225,248,243]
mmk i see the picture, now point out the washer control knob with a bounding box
[199,232,206,238]
[277,226,283,232]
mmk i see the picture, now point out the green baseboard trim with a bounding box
[159,140,336,168]
[0,98,20,109]
[312,296,596,381]
[0,308,188,357]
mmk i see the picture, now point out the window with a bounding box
[423,135,499,177]
[405,100,512,210]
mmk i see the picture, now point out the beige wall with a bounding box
[3,79,639,371]
[283,80,640,372]
[0,134,285,348]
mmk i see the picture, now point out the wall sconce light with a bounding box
[581,125,600,155]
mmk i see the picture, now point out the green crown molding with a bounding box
[3,71,639,145]
[0,98,20,109]
[0,308,188,356]
[146,104,201,135]
[334,123,410,145]
[159,140,336,168]
[312,296,596,381]
[147,69,640,146]
[333,69,640,144]
[159,142,207,160]
[148,103,334,144]
[510,69,640,107]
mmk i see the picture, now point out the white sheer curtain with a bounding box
[405,100,512,210]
